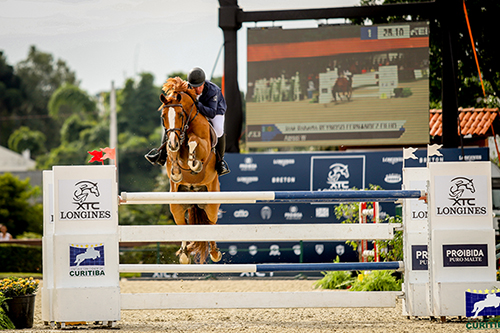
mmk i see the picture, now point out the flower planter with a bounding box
[4,294,36,329]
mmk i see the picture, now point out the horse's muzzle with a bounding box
[168,140,180,153]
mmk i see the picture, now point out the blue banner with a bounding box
[215,148,488,265]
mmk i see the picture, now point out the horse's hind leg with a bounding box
[209,241,222,262]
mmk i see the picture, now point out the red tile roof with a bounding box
[430,108,500,137]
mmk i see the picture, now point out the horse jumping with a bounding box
[331,75,353,102]
[159,77,221,264]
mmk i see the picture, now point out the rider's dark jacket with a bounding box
[197,80,227,119]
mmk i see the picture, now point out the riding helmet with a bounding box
[188,67,206,87]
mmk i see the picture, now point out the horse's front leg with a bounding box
[167,153,183,183]
[187,139,203,173]
[171,203,192,264]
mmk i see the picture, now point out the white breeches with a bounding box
[211,114,225,138]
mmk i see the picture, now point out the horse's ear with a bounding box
[176,93,182,102]
[159,94,167,104]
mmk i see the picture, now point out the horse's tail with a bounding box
[187,206,211,263]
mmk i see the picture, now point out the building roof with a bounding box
[0,146,36,172]
[430,108,500,137]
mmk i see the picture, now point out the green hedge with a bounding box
[0,244,42,273]
[0,243,181,274]
[119,244,179,265]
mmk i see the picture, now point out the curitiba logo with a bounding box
[60,180,111,220]
[69,243,105,277]
[466,289,500,329]
[436,177,487,216]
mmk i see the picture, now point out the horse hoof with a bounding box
[179,253,191,265]
[210,251,222,263]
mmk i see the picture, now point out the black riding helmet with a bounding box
[188,67,206,87]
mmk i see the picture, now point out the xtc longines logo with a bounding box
[436,176,487,216]
[60,180,111,220]
[449,177,475,206]
[73,180,100,209]
[327,163,349,190]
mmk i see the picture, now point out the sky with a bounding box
[1,0,359,96]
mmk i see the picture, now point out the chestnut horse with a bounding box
[159,77,221,264]
[331,75,353,102]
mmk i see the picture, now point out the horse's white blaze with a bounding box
[168,107,177,144]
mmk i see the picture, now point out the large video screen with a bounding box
[246,22,430,148]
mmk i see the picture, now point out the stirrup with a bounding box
[145,149,160,165]
[145,148,167,166]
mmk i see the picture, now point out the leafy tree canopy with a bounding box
[355,0,500,109]
[0,173,43,237]
[118,73,161,138]
[12,46,79,150]
[7,126,47,158]
[0,52,25,146]
[48,84,97,121]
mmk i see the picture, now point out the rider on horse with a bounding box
[145,67,230,176]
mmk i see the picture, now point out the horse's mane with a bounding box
[162,77,197,101]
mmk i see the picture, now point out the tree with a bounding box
[115,73,162,192]
[15,46,79,150]
[166,72,187,81]
[48,84,97,121]
[0,173,43,237]
[118,73,161,138]
[117,133,159,192]
[0,52,24,147]
[7,126,47,158]
[36,115,109,169]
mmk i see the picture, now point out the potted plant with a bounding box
[0,277,39,329]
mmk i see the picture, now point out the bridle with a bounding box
[162,92,200,150]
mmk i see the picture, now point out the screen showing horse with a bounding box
[246,22,430,148]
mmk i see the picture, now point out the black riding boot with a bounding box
[145,130,167,166]
[145,147,167,166]
[215,134,230,176]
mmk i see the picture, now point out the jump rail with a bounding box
[119,190,426,205]
[119,261,404,273]
[119,223,399,242]
[121,291,404,310]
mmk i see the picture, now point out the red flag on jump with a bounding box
[88,150,104,164]
[101,147,116,161]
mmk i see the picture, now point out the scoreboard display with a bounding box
[246,22,430,148]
